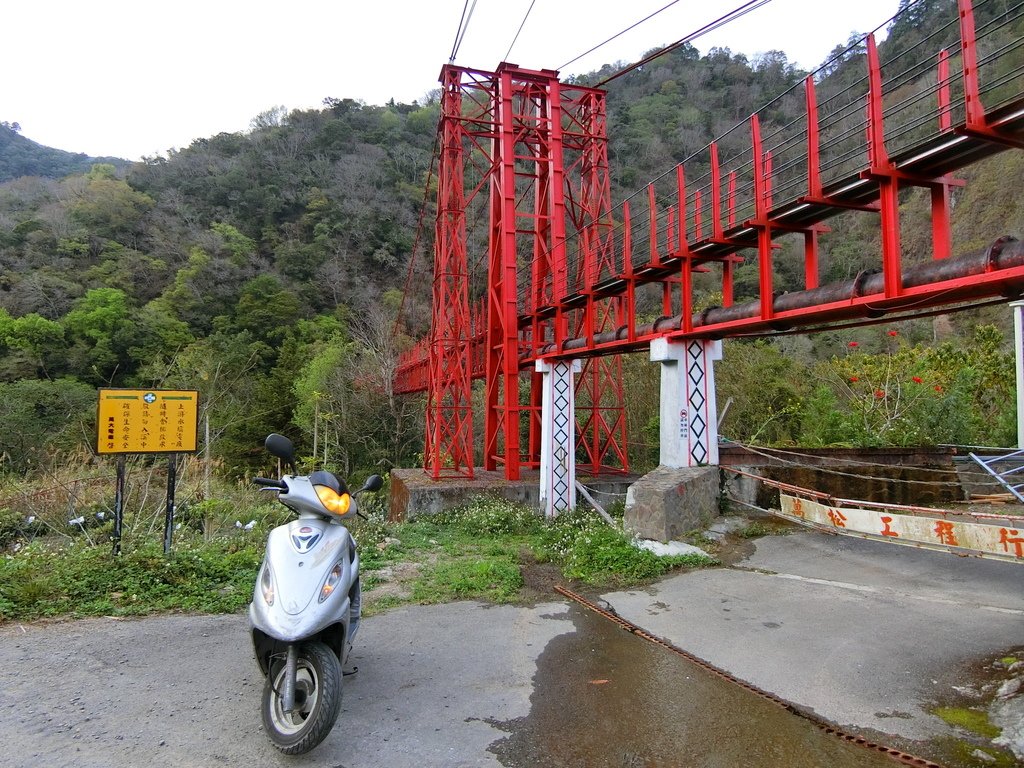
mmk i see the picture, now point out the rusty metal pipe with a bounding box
[547,236,1024,353]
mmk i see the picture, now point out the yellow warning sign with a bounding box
[97,389,199,454]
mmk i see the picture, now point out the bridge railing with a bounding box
[596,0,1024,291]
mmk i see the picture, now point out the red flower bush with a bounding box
[847,341,859,348]
[874,389,885,398]
[911,376,923,384]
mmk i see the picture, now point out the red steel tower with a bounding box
[424,63,629,480]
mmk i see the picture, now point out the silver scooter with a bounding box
[249,433,383,754]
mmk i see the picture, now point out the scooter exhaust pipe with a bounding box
[281,644,298,714]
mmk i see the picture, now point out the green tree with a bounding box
[69,164,154,242]
[145,330,273,477]
[3,312,65,379]
[0,378,96,473]
[717,340,808,444]
[233,276,302,346]
[61,287,136,384]
[810,326,1015,447]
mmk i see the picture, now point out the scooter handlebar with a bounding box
[252,477,288,490]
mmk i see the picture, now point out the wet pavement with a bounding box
[488,603,899,768]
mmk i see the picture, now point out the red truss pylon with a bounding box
[563,88,629,474]
[424,66,477,479]
[426,63,629,481]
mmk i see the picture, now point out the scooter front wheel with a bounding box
[261,641,343,754]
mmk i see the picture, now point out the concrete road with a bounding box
[601,531,1024,743]
[0,530,1021,767]
[0,602,572,768]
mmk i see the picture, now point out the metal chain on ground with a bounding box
[577,483,627,499]
[555,585,947,768]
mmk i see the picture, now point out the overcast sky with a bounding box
[3,0,900,161]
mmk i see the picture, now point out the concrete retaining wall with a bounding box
[389,468,637,522]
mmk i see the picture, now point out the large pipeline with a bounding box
[547,236,1024,353]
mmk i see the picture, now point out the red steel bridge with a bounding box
[395,0,1024,483]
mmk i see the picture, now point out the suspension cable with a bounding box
[558,0,683,71]
[449,0,480,63]
[504,0,538,62]
[393,127,441,339]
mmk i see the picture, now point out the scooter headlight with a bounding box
[260,564,275,606]
[319,562,344,603]
[314,485,352,517]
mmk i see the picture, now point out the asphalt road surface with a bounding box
[1,530,1021,767]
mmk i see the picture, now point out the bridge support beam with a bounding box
[536,358,581,517]
[651,339,722,467]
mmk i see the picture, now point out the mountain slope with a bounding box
[0,123,126,181]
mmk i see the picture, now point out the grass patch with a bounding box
[2,493,717,622]
[933,706,1001,739]
[737,521,790,539]
[535,508,716,584]
[412,558,524,604]
[0,537,260,621]
[354,497,716,609]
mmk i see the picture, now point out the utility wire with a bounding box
[504,0,538,62]
[558,0,683,71]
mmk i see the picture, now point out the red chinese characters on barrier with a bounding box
[1000,528,1024,558]
[933,520,959,547]
[790,497,805,518]
[827,509,847,528]
[880,516,900,538]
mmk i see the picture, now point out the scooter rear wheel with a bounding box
[261,641,342,754]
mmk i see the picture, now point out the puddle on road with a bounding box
[487,602,911,768]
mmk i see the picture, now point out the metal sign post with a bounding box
[163,454,178,553]
[113,455,126,555]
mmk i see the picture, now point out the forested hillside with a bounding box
[1,0,1021,479]
[0,123,126,182]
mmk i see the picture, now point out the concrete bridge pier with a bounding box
[625,339,724,541]
[536,358,581,518]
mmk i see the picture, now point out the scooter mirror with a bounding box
[361,474,384,493]
[264,434,296,469]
